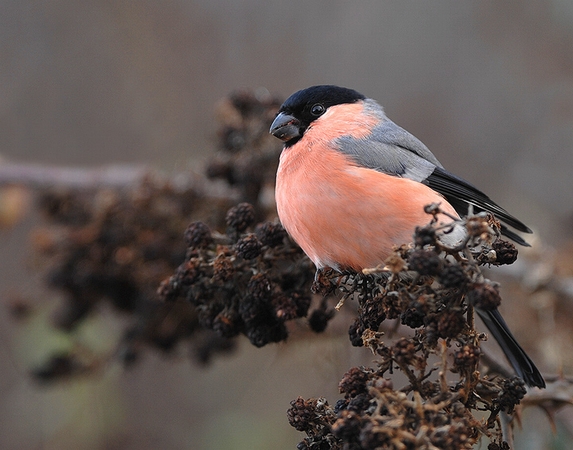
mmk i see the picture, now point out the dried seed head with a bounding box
[247,273,272,301]
[255,221,287,247]
[235,233,262,259]
[212,308,241,338]
[308,307,333,333]
[212,253,235,283]
[392,338,417,364]
[272,294,299,321]
[175,259,201,287]
[439,263,469,289]
[467,282,502,310]
[245,321,288,347]
[408,249,442,276]
[331,410,363,441]
[400,306,425,329]
[184,221,213,249]
[226,202,256,232]
[339,367,370,397]
[491,239,518,265]
[436,310,466,339]
[496,377,527,414]
[454,343,481,369]
[287,397,317,432]
[348,318,366,347]
[414,225,437,247]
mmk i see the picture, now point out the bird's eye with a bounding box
[310,103,326,116]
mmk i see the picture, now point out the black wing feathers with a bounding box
[476,308,545,388]
[425,167,532,245]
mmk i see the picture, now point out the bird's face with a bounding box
[270,85,365,147]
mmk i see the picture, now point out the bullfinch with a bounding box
[270,85,545,388]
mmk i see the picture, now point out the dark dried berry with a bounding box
[454,344,481,368]
[496,377,526,414]
[430,422,473,449]
[272,294,299,321]
[212,254,235,283]
[359,421,390,449]
[401,307,425,329]
[255,221,287,247]
[360,296,386,330]
[212,308,241,338]
[331,410,363,440]
[380,292,401,320]
[348,318,365,347]
[308,307,333,333]
[248,273,272,301]
[467,282,501,310]
[290,291,312,317]
[414,225,437,247]
[439,263,469,289]
[492,240,518,265]
[334,398,348,414]
[392,338,417,364]
[184,222,213,249]
[235,233,262,259]
[287,397,317,432]
[226,202,255,232]
[408,249,442,276]
[198,303,224,329]
[175,259,201,287]
[347,393,372,413]
[339,367,370,397]
[245,321,287,347]
[436,310,466,339]
[239,295,268,324]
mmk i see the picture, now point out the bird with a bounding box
[269,84,545,388]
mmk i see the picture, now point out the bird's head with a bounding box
[270,85,365,147]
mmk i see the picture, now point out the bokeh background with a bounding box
[1,1,573,449]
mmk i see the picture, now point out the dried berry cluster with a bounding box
[207,89,283,206]
[289,211,526,449]
[289,365,482,450]
[289,363,528,450]
[31,179,234,379]
[25,89,307,380]
[157,202,322,347]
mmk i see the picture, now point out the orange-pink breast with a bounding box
[276,138,460,271]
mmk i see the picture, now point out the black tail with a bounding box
[475,307,545,388]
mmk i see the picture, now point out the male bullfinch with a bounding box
[270,85,545,388]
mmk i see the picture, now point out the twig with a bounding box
[0,162,150,188]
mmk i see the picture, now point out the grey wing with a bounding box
[334,114,532,245]
[335,118,443,182]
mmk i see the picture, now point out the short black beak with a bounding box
[270,112,301,142]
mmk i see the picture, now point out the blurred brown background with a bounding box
[1,1,573,449]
